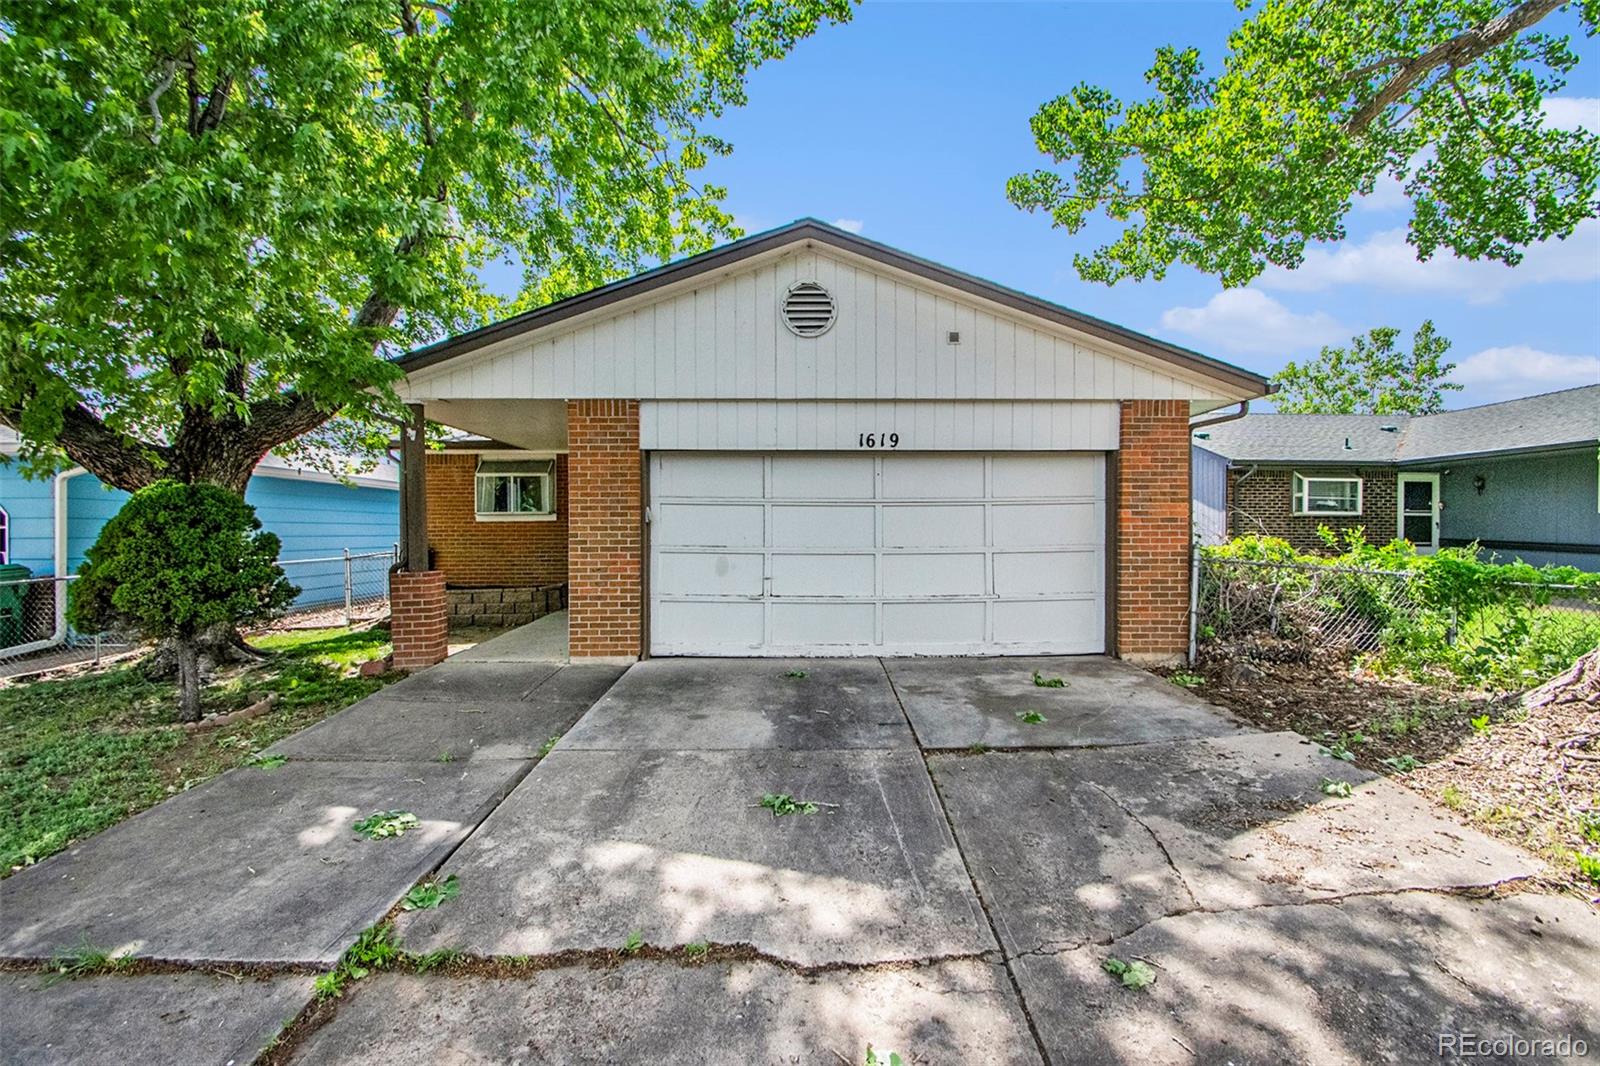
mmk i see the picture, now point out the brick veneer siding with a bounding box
[425,451,568,586]
[390,570,449,670]
[1227,467,1397,553]
[566,400,642,659]
[1116,400,1191,662]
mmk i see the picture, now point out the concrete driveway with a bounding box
[5,655,1597,1065]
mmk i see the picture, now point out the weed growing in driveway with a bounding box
[536,735,561,759]
[966,743,991,755]
[43,937,135,986]
[245,752,288,770]
[759,792,820,817]
[1015,710,1047,725]
[315,922,403,1000]
[620,929,644,955]
[401,875,460,911]
[1031,670,1066,689]
[683,939,709,959]
[352,810,419,840]
[1168,671,1205,689]
[1101,956,1156,990]
[784,670,809,680]
[413,947,461,974]
[436,751,455,764]
[1319,778,1353,798]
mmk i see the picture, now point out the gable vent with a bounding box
[781,281,836,337]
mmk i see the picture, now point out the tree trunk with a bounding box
[142,622,267,681]
[175,636,203,723]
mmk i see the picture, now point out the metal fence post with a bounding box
[1188,544,1202,665]
[343,548,353,627]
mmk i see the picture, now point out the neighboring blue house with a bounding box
[0,430,399,610]
[1190,385,1600,571]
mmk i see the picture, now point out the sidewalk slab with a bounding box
[395,748,991,966]
[560,658,914,751]
[930,732,1536,954]
[268,664,625,762]
[450,611,568,663]
[2,971,314,1066]
[1013,891,1600,1066]
[0,759,526,964]
[885,656,1245,749]
[289,960,1041,1066]
[380,659,561,702]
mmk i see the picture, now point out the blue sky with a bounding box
[687,0,1600,409]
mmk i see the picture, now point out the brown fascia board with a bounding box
[397,219,1271,396]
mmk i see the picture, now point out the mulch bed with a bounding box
[1175,637,1599,901]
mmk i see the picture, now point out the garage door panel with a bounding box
[654,601,764,651]
[656,453,764,497]
[883,504,985,548]
[992,599,1102,648]
[770,602,876,646]
[992,453,1102,498]
[883,553,986,597]
[655,503,765,548]
[771,554,875,597]
[654,552,764,597]
[881,454,985,498]
[770,455,874,498]
[992,502,1100,547]
[994,550,1100,597]
[882,601,986,646]
[771,505,875,549]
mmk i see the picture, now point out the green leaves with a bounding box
[1273,321,1460,415]
[1015,710,1048,725]
[759,792,819,817]
[1101,956,1156,990]
[401,874,460,911]
[352,810,420,840]
[1010,0,1600,287]
[1031,670,1066,688]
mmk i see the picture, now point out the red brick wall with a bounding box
[1227,466,1397,552]
[390,570,448,670]
[425,452,568,586]
[1116,400,1191,661]
[566,400,642,659]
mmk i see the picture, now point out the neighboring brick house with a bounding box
[389,219,1269,667]
[1192,386,1600,569]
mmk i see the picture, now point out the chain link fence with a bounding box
[1196,554,1600,687]
[1,547,397,677]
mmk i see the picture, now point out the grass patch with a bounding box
[1,626,395,876]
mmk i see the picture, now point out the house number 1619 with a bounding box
[858,432,900,448]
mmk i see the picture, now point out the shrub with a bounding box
[71,481,299,721]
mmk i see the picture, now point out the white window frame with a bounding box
[0,504,8,563]
[474,456,557,522]
[1291,472,1363,517]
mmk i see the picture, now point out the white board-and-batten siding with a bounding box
[400,248,1236,406]
[639,400,1120,451]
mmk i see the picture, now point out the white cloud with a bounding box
[1258,219,1600,303]
[1352,172,1408,212]
[830,218,865,234]
[1450,346,1600,400]
[1542,96,1600,133]
[1159,289,1347,355]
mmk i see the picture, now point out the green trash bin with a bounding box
[0,563,33,649]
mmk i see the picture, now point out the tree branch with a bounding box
[146,59,179,144]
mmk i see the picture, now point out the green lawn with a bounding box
[0,627,395,876]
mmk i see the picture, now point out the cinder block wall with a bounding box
[1227,467,1397,552]
[1116,400,1191,662]
[566,400,642,659]
[424,452,568,586]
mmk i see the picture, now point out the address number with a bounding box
[858,432,900,449]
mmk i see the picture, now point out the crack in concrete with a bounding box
[1087,781,1202,913]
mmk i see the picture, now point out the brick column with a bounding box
[1116,400,1191,663]
[566,400,643,660]
[390,570,449,670]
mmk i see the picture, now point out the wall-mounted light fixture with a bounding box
[1473,475,1486,496]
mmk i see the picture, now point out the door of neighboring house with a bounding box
[1398,473,1441,553]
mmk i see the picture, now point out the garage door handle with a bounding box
[644,507,652,524]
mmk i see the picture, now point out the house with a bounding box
[386,219,1270,668]
[1190,385,1600,570]
[0,427,400,620]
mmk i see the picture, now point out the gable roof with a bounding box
[1193,385,1600,464]
[398,218,1269,395]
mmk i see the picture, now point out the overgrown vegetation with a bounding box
[0,626,393,875]
[1202,531,1600,690]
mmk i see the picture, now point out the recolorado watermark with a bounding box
[1439,1031,1590,1058]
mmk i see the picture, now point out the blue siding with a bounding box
[0,466,398,606]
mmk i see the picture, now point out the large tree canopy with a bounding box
[0,0,849,491]
[1271,320,1461,414]
[1008,0,1600,286]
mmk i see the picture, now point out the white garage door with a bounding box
[648,452,1105,656]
